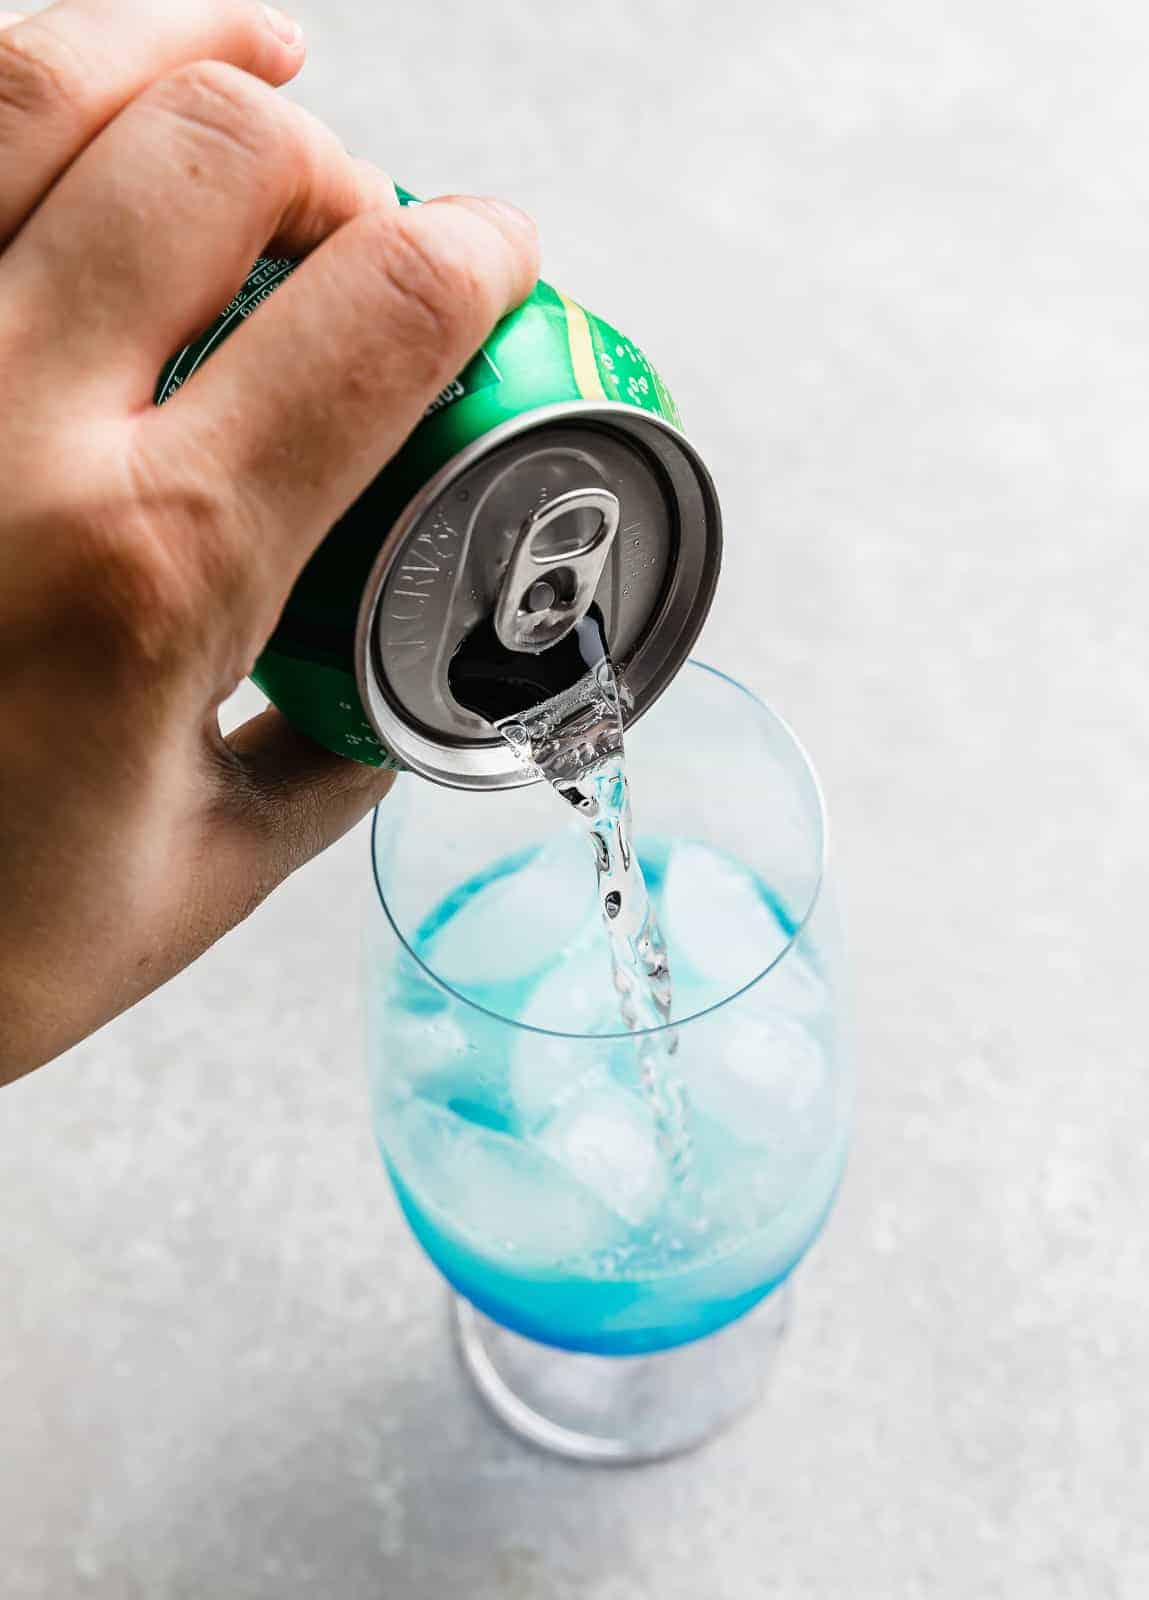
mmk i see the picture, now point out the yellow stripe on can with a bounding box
[557,290,608,403]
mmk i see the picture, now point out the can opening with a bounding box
[355,403,721,789]
[448,604,609,725]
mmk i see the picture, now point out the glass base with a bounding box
[454,1284,793,1465]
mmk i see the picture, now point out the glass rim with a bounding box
[370,660,829,1041]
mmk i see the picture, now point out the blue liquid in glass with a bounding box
[373,843,848,1357]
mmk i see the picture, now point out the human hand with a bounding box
[0,0,539,1083]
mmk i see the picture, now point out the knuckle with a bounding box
[373,213,485,352]
[142,59,279,170]
[0,22,91,126]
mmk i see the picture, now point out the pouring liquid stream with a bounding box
[466,616,696,1201]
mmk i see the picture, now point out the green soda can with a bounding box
[156,190,722,789]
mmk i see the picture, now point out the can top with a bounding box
[356,401,722,790]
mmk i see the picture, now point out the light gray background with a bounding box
[4,1,1147,1595]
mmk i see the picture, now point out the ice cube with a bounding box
[508,938,624,1129]
[520,933,618,1032]
[675,1009,830,1154]
[425,827,596,989]
[367,1004,473,1130]
[536,1086,667,1227]
[387,1097,625,1267]
[385,1012,472,1082]
[661,842,792,997]
[689,1128,850,1304]
[761,940,829,1022]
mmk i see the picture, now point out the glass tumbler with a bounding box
[366,663,850,1462]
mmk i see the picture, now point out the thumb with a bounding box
[207,706,397,920]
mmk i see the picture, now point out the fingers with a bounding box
[206,707,396,924]
[0,13,25,28]
[5,61,393,405]
[0,0,305,246]
[150,194,539,598]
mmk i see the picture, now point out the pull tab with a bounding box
[493,487,621,655]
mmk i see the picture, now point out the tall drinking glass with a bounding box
[366,663,850,1462]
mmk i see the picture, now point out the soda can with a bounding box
[156,190,722,789]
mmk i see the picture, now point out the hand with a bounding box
[0,0,539,1083]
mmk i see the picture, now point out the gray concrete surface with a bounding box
[4,1,1148,1595]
